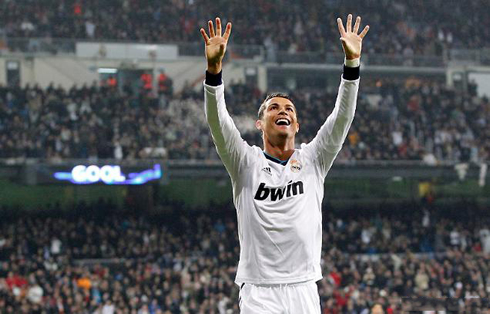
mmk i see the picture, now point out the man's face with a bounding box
[256,97,299,140]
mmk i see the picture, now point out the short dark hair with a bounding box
[258,92,294,119]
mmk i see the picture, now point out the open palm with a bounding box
[200,18,232,74]
[337,14,369,60]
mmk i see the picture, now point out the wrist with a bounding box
[207,62,222,74]
[205,70,222,86]
[344,57,360,68]
[345,52,361,60]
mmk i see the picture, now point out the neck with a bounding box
[263,136,295,161]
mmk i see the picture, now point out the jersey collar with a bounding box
[263,151,290,166]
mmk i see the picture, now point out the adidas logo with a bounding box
[254,180,304,201]
[262,167,272,176]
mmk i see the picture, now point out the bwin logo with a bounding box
[254,180,304,201]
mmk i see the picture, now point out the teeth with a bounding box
[276,119,290,125]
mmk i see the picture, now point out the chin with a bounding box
[266,127,295,140]
[277,131,294,139]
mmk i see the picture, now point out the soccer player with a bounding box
[201,15,369,313]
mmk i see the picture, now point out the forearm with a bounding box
[204,74,246,178]
[204,70,227,151]
[204,75,227,151]
[319,74,359,152]
[331,59,360,120]
[207,62,222,75]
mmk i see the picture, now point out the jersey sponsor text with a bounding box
[254,180,304,201]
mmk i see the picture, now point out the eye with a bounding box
[286,107,293,112]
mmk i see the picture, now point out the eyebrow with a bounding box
[268,103,295,109]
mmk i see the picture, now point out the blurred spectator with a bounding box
[371,303,384,314]
[157,70,172,97]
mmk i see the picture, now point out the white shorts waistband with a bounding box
[242,280,316,288]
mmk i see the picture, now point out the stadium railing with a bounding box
[1,37,76,55]
[0,158,486,181]
[0,37,456,67]
[70,251,472,268]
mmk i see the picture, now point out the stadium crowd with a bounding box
[1,202,490,313]
[1,0,489,55]
[0,76,488,163]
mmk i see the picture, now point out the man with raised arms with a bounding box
[200,15,369,313]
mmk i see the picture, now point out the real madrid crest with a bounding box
[290,159,302,173]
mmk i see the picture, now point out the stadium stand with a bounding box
[0,202,489,313]
[0,1,489,313]
[1,0,489,54]
[0,78,488,162]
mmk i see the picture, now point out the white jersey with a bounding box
[204,76,359,285]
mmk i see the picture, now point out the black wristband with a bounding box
[205,71,223,86]
[342,65,360,80]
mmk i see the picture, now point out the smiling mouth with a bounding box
[275,118,291,126]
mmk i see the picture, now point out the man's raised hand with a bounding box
[200,17,232,74]
[337,14,369,60]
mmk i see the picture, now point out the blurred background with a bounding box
[0,0,489,313]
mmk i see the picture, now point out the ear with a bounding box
[255,119,262,131]
[295,121,300,133]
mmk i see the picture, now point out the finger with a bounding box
[223,22,232,41]
[353,16,361,34]
[337,18,346,37]
[346,14,352,32]
[216,17,222,37]
[359,25,370,39]
[208,20,215,37]
[200,28,209,44]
